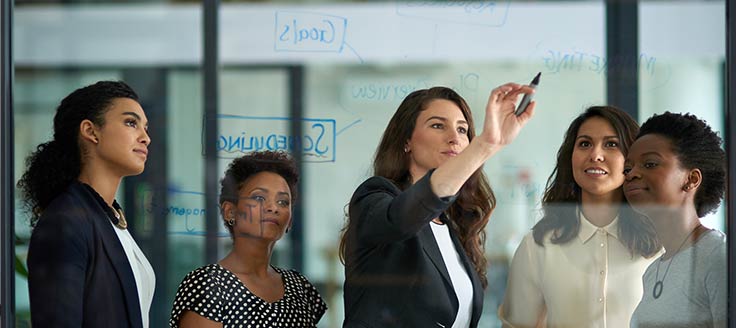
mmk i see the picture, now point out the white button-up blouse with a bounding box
[499,211,658,328]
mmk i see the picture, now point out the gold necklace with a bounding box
[113,207,128,230]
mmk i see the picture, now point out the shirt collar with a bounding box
[577,208,620,243]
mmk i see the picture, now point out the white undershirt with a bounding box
[110,221,156,328]
[430,222,473,328]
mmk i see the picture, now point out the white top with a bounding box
[499,211,659,328]
[430,222,473,328]
[111,222,156,328]
[630,229,727,328]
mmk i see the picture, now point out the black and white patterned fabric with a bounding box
[170,264,327,328]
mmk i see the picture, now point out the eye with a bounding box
[623,167,632,175]
[277,199,290,207]
[578,140,591,148]
[125,119,138,128]
[457,126,468,134]
[249,195,266,202]
[605,141,619,148]
[430,123,444,129]
[644,162,658,169]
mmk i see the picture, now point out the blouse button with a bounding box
[600,242,605,247]
[598,298,603,302]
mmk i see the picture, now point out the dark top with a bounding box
[342,170,484,328]
[169,264,327,328]
[27,181,145,328]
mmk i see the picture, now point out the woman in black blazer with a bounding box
[18,81,155,328]
[339,84,536,327]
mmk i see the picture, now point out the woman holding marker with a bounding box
[499,106,661,328]
[339,83,536,328]
[20,81,155,328]
[625,112,726,328]
[170,150,326,328]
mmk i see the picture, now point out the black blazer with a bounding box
[27,182,145,328]
[342,171,484,328]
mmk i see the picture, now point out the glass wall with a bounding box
[11,1,727,327]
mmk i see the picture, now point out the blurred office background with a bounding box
[5,0,728,327]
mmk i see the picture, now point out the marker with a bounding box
[515,72,541,116]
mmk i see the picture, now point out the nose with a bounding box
[590,146,604,162]
[140,129,151,146]
[264,200,279,213]
[447,128,462,145]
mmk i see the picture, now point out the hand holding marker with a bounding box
[515,72,541,116]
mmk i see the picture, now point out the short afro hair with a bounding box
[637,112,726,217]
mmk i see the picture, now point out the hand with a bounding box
[477,83,536,146]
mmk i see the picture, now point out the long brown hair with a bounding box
[339,87,494,288]
[531,106,660,258]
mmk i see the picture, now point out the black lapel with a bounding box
[418,224,453,287]
[76,183,144,328]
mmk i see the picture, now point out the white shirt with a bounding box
[111,222,156,328]
[431,222,473,328]
[499,212,658,328]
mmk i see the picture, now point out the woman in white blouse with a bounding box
[499,106,661,328]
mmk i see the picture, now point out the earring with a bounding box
[683,185,691,191]
[286,227,290,234]
[227,217,235,226]
[404,146,410,153]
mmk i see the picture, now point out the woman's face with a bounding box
[406,99,470,182]
[623,134,691,216]
[230,171,292,241]
[92,98,150,176]
[571,117,626,201]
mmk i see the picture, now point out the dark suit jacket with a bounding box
[27,182,144,328]
[342,171,484,328]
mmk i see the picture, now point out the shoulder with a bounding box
[696,230,727,263]
[181,264,227,284]
[30,184,98,245]
[353,176,401,197]
[279,267,317,289]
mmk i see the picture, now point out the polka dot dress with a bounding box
[170,264,327,328]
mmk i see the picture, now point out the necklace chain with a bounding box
[653,224,702,299]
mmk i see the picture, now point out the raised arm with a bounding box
[430,83,536,197]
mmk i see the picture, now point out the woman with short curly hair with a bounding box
[170,150,327,328]
[626,112,727,327]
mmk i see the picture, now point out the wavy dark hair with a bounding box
[219,150,299,235]
[637,112,726,217]
[532,106,660,258]
[339,86,494,288]
[17,81,139,227]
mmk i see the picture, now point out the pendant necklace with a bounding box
[652,224,701,299]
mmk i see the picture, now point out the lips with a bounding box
[260,219,280,225]
[133,148,148,157]
[442,150,459,156]
[624,184,647,196]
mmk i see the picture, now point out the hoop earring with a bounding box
[227,217,235,226]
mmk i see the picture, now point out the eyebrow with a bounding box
[424,116,468,125]
[249,187,290,197]
[576,134,619,140]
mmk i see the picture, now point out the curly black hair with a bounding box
[17,81,139,226]
[638,112,726,217]
[219,150,299,234]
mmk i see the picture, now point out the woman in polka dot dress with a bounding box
[170,151,327,328]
